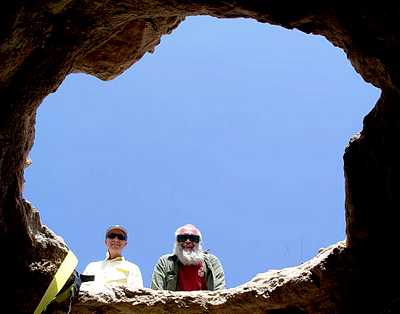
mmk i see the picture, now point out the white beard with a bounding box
[173,242,204,265]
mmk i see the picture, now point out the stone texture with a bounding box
[1,1,399,313]
[73,16,184,80]
[73,242,351,314]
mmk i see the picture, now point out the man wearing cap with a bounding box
[82,225,143,289]
[151,224,225,291]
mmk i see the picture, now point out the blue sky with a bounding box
[24,16,379,288]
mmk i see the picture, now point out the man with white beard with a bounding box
[151,224,225,291]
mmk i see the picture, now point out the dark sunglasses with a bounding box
[176,234,200,243]
[107,233,127,241]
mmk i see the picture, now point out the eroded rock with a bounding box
[73,242,353,313]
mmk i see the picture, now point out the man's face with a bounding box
[105,229,127,255]
[176,227,200,251]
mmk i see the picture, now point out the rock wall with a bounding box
[1,2,399,313]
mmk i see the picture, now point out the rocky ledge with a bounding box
[73,241,354,313]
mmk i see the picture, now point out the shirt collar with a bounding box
[106,256,125,262]
[105,251,125,261]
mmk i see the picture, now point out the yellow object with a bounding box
[34,250,78,314]
[82,255,143,288]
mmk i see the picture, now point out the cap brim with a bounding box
[106,226,128,236]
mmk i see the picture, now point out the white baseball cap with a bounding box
[105,225,128,238]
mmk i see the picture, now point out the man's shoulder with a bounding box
[204,252,219,259]
[204,252,222,264]
[86,260,103,267]
[159,253,176,260]
[123,259,141,270]
[82,260,103,274]
[157,253,177,264]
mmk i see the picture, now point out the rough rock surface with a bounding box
[73,241,353,314]
[1,1,399,313]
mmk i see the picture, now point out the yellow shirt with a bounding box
[82,256,143,289]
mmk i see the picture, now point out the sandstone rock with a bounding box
[73,242,350,313]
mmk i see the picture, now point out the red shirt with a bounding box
[177,263,207,291]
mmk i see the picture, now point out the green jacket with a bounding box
[151,252,225,291]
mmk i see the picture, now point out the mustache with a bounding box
[173,242,204,265]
